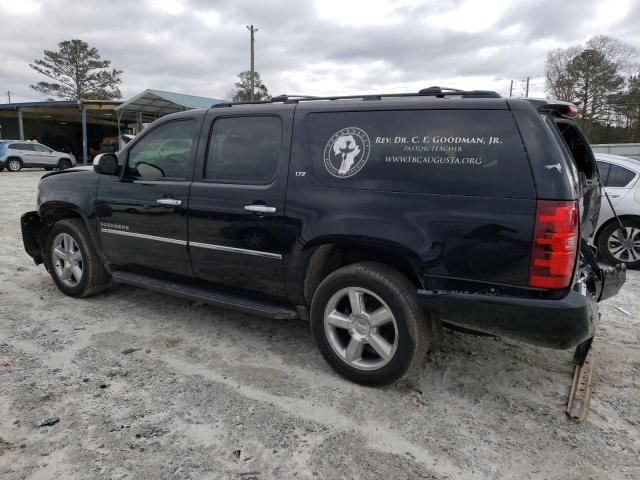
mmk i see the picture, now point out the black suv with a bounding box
[21,88,626,385]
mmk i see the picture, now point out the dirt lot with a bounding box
[0,170,639,480]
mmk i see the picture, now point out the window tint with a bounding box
[127,120,195,180]
[305,110,534,197]
[33,144,50,153]
[205,116,281,184]
[10,143,34,151]
[596,161,611,183]
[605,164,636,187]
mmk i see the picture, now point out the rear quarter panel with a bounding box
[284,102,539,303]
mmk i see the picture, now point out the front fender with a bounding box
[32,170,105,266]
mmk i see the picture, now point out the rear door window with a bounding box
[605,164,636,187]
[305,110,534,197]
[205,116,281,184]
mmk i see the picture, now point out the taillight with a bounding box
[528,200,579,289]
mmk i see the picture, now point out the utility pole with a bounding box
[246,25,258,101]
[509,80,513,97]
[6,91,11,103]
[525,77,530,98]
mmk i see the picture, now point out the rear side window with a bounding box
[205,116,281,184]
[305,110,534,197]
[605,164,636,187]
[9,143,33,151]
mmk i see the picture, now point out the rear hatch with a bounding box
[549,117,601,239]
[526,101,624,301]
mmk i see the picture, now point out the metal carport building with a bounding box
[0,90,225,164]
[115,89,225,134]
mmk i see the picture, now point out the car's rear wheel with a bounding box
[598,219,640,269]
[310,262,429,386]
[44,218,111,297]
[58,159,72,170]
[7,158,22,172]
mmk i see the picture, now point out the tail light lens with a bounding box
[529,200,579,289]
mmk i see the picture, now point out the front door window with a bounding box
[127,120,196,180]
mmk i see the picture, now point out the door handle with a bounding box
[244,204,276,214]
[156,198,182,206]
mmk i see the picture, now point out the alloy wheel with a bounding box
[607,227,640,263]
[323,287,398,371]
[52,232,84,288]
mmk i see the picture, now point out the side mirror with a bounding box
[93,153,119,176]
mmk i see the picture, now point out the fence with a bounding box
[590,143,640,160]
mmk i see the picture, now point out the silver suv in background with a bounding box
[0,140,77,172]
[595,153,640,269]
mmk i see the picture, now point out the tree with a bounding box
[29,39,123,100]
[609,75,640,140]
[545,46,580,101]
[231,71,270,102]
[566,49,624,123]
[545,35,638,138]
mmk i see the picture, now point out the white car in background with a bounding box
[594,153,640,269]
[0,140,77,172]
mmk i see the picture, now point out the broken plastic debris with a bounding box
[614,305,631,317]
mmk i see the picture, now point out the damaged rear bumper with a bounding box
[418,287,599,349]
[417,263,625,350]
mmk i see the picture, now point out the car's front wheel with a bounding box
[58,159,72,170]
[598,219,640,269]
[44,218,111,297]
[311,262,429,386]
[7,158,22,172]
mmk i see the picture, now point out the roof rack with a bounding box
[211,86,501,108]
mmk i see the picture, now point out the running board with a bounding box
[111,271,297,320]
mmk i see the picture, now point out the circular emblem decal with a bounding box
[323,127,370,178]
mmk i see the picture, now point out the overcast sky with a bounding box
[1,0,638,104]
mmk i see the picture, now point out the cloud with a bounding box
[0,0,637,103]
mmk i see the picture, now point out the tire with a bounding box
[597,218,640,269]
[44,218,111,297]
[310,262,429,386]
[7,158,22,172]
[0,167,4,172]
[44,167,53,171]
[58,159,72,170]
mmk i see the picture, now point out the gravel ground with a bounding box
[1,170,639,480]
